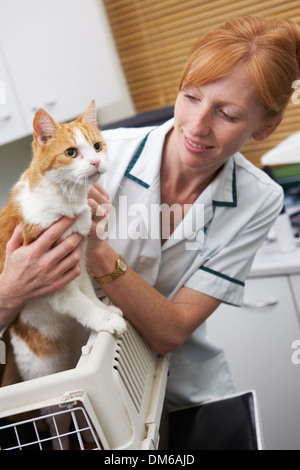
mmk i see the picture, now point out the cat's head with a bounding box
[31,100,108,189]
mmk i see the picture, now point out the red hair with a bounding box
[179,16,300,118]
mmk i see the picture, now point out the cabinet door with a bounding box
[207,276,300,450]
[0,0,122,130]
[290,275,300,322]
[0,44,28,145]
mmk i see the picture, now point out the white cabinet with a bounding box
[290,275,300,312]
[0,45,28,145]
[207,275,300,450]
[0,0,123,145]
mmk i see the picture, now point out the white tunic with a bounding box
[101,119,284,410]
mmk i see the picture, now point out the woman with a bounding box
[1,16,299,409]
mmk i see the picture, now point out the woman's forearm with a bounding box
[0,275,23,325]
[0,308,19,326]
[87,240,219,354]
[87,240,182,353]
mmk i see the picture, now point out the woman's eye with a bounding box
[65,148,77,158]
[184,94,197,102]
[220,110,238,123]
[94,142,102,152]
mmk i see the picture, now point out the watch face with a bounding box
[119,258,127,272]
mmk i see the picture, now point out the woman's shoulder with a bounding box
[234,152,283,196]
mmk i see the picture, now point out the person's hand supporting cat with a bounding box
[0,217,82,325]
[87,182,111,239]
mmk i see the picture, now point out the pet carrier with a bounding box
[0,321,169,450]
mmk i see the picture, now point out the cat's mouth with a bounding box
[88,165,107,178]
[87,165,107,183]
[88,171,101,182]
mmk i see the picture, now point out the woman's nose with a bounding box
[191,107,212,136]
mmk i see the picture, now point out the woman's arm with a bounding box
[0,217,82,326]
[86,183,221,354]
[87,183,220,354]
[87,238,220,355]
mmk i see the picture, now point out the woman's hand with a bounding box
[87,182,111,239]
[0,217,83,324]
[86,183,113,279]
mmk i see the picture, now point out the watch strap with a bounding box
[94,256,127,285]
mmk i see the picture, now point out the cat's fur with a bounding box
[0,100,126,387]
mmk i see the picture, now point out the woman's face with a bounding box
[173,65,272,173]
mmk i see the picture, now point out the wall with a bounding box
[103,0,300,167]
[0,0,135,209]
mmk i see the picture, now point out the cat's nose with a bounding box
[90,160,100,168]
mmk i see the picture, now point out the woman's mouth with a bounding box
[187,138,209,149]
[184,136,214,153]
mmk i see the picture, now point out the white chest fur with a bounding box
[16,177,92,237]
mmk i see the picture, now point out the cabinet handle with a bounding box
[0,114,12,123]
[31,100,56,113]
[243,299,279,309]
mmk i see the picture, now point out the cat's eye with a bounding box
[94,142,101,152]
[65,148,77,158]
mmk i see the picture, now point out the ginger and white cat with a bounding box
[0,100,126,385]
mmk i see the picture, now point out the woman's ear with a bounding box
[252,116,282,141]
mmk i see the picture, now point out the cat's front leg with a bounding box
[47,283,126,336]
[77,265,123,317]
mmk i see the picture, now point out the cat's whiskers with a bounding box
[63,171,92,212]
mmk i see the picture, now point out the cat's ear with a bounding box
[33,109,59,144]
[79,100,98,129]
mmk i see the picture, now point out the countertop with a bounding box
[249,237,300,278]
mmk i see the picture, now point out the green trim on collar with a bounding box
[212,159,237,207]
[124,131,153,189]
[199,265,245,287]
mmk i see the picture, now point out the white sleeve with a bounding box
[185,185,284,306]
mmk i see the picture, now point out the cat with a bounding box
[0,100,126,388]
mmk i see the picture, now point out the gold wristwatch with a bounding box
[94,255,127,285]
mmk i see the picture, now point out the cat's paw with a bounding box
[99,298,123,317]
[107,304,123,317]
[100,312,127,336]
[91,309,126,336]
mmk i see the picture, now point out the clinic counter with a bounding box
[249,238,300,278]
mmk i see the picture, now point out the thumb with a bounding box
[7,225,24,253]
